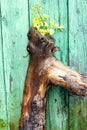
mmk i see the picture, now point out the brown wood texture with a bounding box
[19,28,87,130]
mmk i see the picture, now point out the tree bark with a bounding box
[19,27,87,130]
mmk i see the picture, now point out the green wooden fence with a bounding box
[0,0,87,130]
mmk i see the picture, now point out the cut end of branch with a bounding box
[27,27,60,56]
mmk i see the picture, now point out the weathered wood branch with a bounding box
[19,27,87,130]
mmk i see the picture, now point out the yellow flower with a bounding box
[49,29,54,35]
[32,3,64,35]
[44,22,48,27]
[50,21,58,28]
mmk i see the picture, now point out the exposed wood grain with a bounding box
[1,0,29,130]
[29,0,69,129]
[69,0,87,129]
[41,0,69,130]
[19,27,87,130]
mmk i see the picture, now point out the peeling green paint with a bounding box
[0,0,87,130]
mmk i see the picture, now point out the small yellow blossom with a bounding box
[32,3,64,35]
[50,21,58,28]
[49,29,54,35]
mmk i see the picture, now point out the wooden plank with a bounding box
[69,0,87,130]
[29,0,69,130]
[45,1,69,130]
[1,0,29,130]
[0,2,8,130]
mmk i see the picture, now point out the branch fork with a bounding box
[19,27,87,130]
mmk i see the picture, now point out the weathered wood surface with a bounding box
[19,27,87,130]
[0,2,7,130]
[0,0,87,130]
[0,0,29,130]
[29,0,69,130]
[69,0,87,130]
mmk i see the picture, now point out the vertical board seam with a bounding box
[67,0,70,130]
[57,0,60,25]
[67,0,70,65]
[28,0,30,29]
[0,1,9,130]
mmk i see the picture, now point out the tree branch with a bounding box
[19,27,87,130]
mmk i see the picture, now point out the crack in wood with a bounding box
[19,27,87,130]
